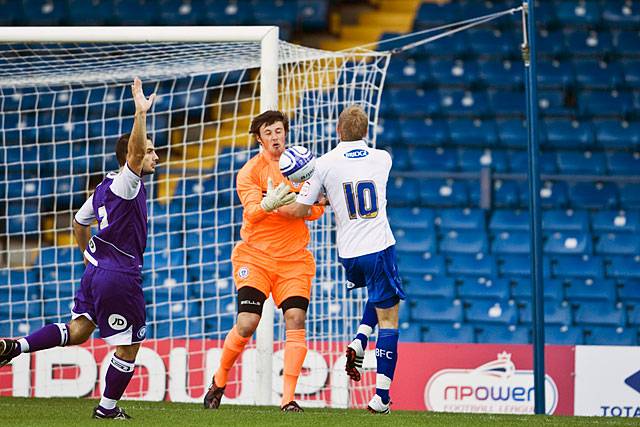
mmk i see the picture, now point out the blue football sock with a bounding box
[354,301,378,349]
[375,328,399,405]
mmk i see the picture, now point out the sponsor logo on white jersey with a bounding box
[344,149,369,159]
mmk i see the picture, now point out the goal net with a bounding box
[0,27,390,408]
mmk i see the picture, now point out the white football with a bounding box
[279,145,316,183]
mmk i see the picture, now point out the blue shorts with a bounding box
[339,245,406,308]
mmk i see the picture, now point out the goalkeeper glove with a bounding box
[260,177,296,212]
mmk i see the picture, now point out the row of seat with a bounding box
[0,0,329,34]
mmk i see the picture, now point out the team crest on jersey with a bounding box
[88,238,96,253]
[238,266,249,279]
[300,181,311,197]
[137,326,147,339]
[291,181,302,189]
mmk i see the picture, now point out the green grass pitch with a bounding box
[0,397,637,426]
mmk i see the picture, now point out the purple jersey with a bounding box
[79,165,148,272]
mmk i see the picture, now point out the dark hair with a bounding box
[115,133,130,167]
[249,110,289,142]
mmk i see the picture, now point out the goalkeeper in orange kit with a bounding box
[203,110,324,412]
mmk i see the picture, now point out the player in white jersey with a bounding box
[285,105,405,414]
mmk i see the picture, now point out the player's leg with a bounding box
[369,299,400,414]
[0,316,95,367]
[346,300,377,381]
[93,343,140,420]
[280,299,309,411]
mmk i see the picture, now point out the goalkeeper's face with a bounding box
[257,121,287,160]
[141,139,159,175]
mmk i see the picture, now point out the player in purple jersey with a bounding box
[0,78,158,420]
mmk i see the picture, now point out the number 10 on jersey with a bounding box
[343,181,379,219]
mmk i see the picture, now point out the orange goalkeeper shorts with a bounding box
[231,241,315,307]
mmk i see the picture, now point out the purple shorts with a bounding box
[72,264,147,345]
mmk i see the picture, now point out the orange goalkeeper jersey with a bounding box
[236,151,324,257]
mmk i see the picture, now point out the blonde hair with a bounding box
[338,105,368,141]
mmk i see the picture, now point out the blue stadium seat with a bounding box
[489,90,526,117]
[594,120,640,148]
[448,253,496,277]
[410,147,457,171]
[68,0,114,24]
[618,279,640,302]
[414,2,461,27]
[403,274,456,299]
[476,325,529,344]
[591,210,640,233]
[519,301,572,326]
[297,0,329,31]
[399,118,449,147]
[596,233,640,255]
[552,255,605,278]
[575,302,626,326]
[555,1,601,25]
[620,184,640,209]
[565,278,616,302]
[112,0,157,26]
[375,118,401,149]
[386,59,430,87]
[478,59,523,88]
[467,28,517,57]
[440,229,488,254]
[498,254,552,277]
[440,90,490,116]
[387,177,420,206]
[25,0,66,25]
[389,89,441,116]
[557,151,607,175]
[429,59,479,86]
[537,60,574,88]
[419,180,468,207]
[388,146,410,171]
[578,90,634,117]
[458,277,510,300]
[399,323,423,342]
[510,151,558,174]
[411,298,464,323]
[423,323,474,343]
[491,231,530,254]
[544,231,592,254]
[497,119,527,148]
[458,148,509,173]
[511,277,565,302]
[607,255,640,278]
[585,326,638,346]
[489,209,529,231]
[0,0,23,25]
[394,228,436,253]
[156,0,206,25]
[396,253,445,276]
[629,305,640,325]
[437,208,484,230]
[566,30,612,56]
[603,1,640,27]
[545,325,584,345]
[606,151,640,175]
[543,209,589,231]
[448,119,498,147]
[388,207,434,229]
[545,120,594,149]
[613,30,640,56]
[569,182,618,209]
[203,0,253,25]
[538,29,566,56]
[465,299,518,325]
[415,29,469,57]
[574,59,624,89]
[622,60,640,88]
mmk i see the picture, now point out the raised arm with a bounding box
[127,77,156,176]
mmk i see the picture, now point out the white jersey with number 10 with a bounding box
[296,139,396,258]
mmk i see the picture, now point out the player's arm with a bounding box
[237,170,295,223]
[127,77,156,176]
[282,178,325,219]
[73,195,95,265]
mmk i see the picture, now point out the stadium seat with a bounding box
[591,211,640,233]
[545,120,594,149]
[519,301,572,326]
[618,279,640,302]
[399,323,423,342]
[629,305,640,325]
[510,151,558,174]
[622,60,640,88]
[557,150,606,174]
[545,325,585,345]
[606,151,640,175]
[437,208,484,230]
[25,0,66,25]
[419,180,468,207]
[386,58,430,87]
[489,209,529,231]
[543,209,589,231]
[387,177,420,206]
[429,59,479,87]
[396,253,446,276]
[498,254,552,277]
[388,207,434,230]
[565,278,617,302]
[538,90,573,117]
[394,228,436,253]
[555,1,601,25]
[596,233,640,255]
[578,90,634,117]
[458,277,510,300]
[476,325,529,344]
[497,119,527,148]
[403,274,456,299]
[410,147,458,171]
[489,90,526,117]
[465,299,518,325]
[537,60,575,88]
[458,148,509,173]
[551,255,605,278]
[574,59,624,89]
[448,253,496,277]
[389,89,441,117]
[423,323,474,343]
[410,298,464,323]
[297,0,329,31]
[619,184,640,209]
[574,301,626,326]
[440,90,490,116]
[491,230,530,254]
[585,326,638,346]
[467,28,517,57]
[594,120,640,148]
[414,2,461,27]
[439,229,488,254]
[375,118,401,149]
[566,29,612,56]
[492,181,520,207]
[511,277,565,302]
[613,30,640,56]
[603,1,640,27]
[448,119,499,147]
[388,146,410,171]
[399,118,449,147]
[607,255,640,278]
[544,231,592,254]
[478,59,523,88]
[568,182,618,209]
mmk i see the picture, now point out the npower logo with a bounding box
[424,352,559,415]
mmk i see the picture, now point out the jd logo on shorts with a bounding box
[108,314,127,331]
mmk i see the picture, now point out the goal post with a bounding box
[0,26,390,408]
